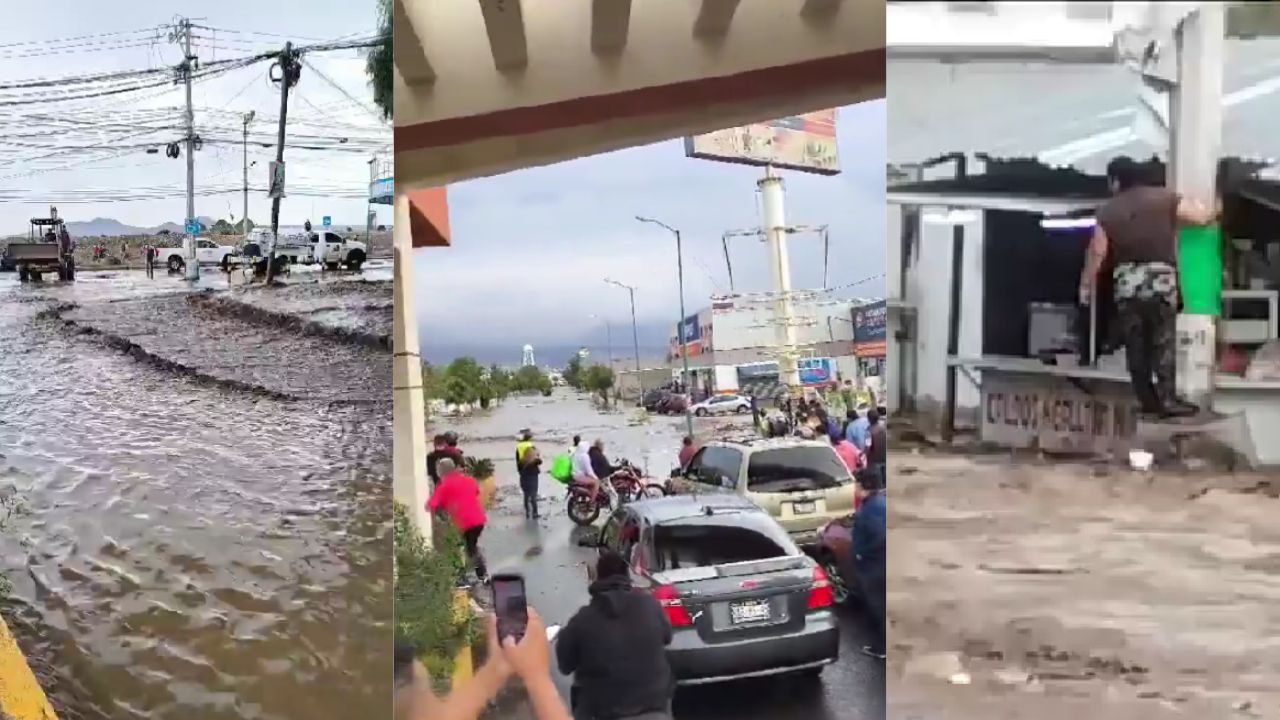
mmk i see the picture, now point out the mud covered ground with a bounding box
[888,451,1280,720]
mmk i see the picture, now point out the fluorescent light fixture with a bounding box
[1040,217,1096,230]
[922,209,980,225]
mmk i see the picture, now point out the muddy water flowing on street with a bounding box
[889,451,1280,720]
[436,393,884,720]
[0,271,391,720]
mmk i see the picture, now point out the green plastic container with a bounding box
[1178,225,1222,316]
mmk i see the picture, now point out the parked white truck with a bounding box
[248,228,367,272]
[158,238,238,272]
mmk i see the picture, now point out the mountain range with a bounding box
[60,216,220,237]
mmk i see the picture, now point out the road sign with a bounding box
[268,161,286,199]
[322,216,331,228]
[185,219,201,235]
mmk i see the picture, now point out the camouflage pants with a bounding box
[1116,296,1176,412]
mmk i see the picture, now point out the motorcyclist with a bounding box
[557,551,674,720]
[588,440,618,482]
[572,440,602,505]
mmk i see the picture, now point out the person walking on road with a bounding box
[864,409,886,488]
[557,551,675,720]
[145,245,155,278]
[853,468,886,660]
[428,457,489,583]
[677,436,697,469]
[516,429,543,519]
[1078,156,1217,420]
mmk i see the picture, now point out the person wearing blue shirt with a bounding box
[845,409,870,452]
[853,467,886,659]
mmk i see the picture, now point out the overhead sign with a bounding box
[370,177,393,206]
[684,109,840,176]
[853,300,887,344]
[268,161,286,199]
[322,216,332,228]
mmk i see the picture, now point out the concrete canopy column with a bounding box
[393,193,431,542]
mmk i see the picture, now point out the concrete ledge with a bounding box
[0,614,58,720]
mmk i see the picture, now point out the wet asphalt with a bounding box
[437,391,886,719]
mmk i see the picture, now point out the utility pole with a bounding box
[170,18,200,281]
[366,156,376,247]
[266,43,300,284]
[243,110,255,243]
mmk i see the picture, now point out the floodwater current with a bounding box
[0,269,391,720]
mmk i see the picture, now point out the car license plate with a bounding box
[730,600,771,624]
[793,500,816,515]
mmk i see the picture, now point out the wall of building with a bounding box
[900,206,986,426]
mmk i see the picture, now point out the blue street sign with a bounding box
[322,216,332,228]
[185,219,201,235]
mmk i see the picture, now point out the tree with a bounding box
[367,0,393,121]
[211,218,235,234]
[582,364,615,405]
[512,365,553,395]
[421,361,444,401]
[564,355,585,389]
[487,365,512,403]
[442,357,484,406]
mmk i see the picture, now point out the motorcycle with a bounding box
[566,458,666,526]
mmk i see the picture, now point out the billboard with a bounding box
[853,300,887,344]
[799,357,835,386]
[370,177,393,205]
[684,109,839,176]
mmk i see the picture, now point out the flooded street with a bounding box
[437,392,884,720]
[0,269,391,720]
[888,451,1280,720]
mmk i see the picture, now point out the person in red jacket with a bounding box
[428,457,489,583]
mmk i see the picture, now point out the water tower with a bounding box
[521,344,535,367]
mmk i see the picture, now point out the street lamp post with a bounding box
[604,278,642,371]
[636,215,694,438]
[588,314,614,368]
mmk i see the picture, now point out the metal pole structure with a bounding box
[1170,3,1223,411]
[242,111,254,243]
[636,216,694,438]
[266,43,298,284]
[605,278,642,370]
[758,167,801,388]
[176,19,199,281]
[366,157,376,247]
[939,154,968,443]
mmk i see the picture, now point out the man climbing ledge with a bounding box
[1078,156,1218,421]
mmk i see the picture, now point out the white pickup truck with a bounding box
[158,238,238,272]
[250,229,367,272]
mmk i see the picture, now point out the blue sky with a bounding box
[413,99,886,364]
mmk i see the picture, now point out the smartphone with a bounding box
[490,573,528,642]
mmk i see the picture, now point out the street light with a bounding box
[604,277,641,372]
[636,215,693,437]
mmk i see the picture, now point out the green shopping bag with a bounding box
[549,454,574,484]
[1179,225,1222,316]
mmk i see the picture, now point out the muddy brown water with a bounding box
[888,451,1280,720]
[0,270,391,720]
